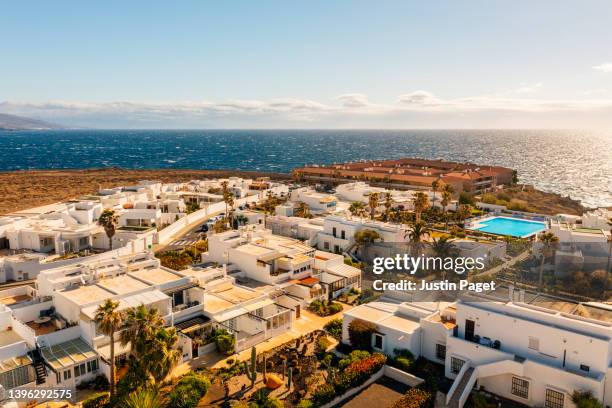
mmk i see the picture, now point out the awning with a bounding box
[41,337,97,372]
[212,307,248,323]
[163,282,199,295]
[0,354,32,374]
[243,298,274,312]
[175,315,212,333]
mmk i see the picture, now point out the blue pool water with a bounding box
[469,217,547,238]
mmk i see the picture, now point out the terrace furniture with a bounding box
[34,316,51,325]
[493,340,501,349]
[473,334,481,343]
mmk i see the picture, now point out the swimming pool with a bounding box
[468,216,547,238]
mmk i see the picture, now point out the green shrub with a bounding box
[168,373,211,408]
[327,302,343,314]
[317,335,332,352]
[324,318,343,340]
[213,329,236,355]
[348,319,377,350]
[391,388,432,408]
[82,392,110,408]
[393,356,413,372]
[311,383,336,406]
[571,390,604,408]
[297,399,314,408]
[458,192,475,205]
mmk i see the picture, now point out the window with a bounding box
[511,377,529,399]
[332,227,337,237]
[436,343,446,361]
[373,333,383,350]
[580,364,590,372]
[56,372,61,384]
[63,370,71,381]
[545,389,564,408]
[450,357,465,374]
[75,363,87,377]
[341,230,346,239]
[324,242,330,250]
[79,237,89,247]
[528,337,540,351]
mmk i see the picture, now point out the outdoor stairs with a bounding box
[28,348,47,385]
[447,367,475,408]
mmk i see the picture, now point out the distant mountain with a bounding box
[0,113,66,130]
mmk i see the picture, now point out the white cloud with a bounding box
[593,63,612,72]
[397,90,440,106]
[335,93,370,108]
[3,90,612,128]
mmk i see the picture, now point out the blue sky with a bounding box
[2,1,612,129]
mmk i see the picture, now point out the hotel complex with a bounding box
[294,158,515,193]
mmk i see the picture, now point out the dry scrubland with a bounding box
[0,168,291,215]
[0,168,585,215]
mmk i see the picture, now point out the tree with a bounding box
[412,192,430,224]
[120,305,164,357]
[98,209,119,250]
[368,192,380,220]
[571,390,603,408]
[94,299,124,399]
[431,236,459,279]
[455,204,472,225]
[537,232,559,290]
[221,181,235,227]
[441,185,454,230]
[120,305,181,385]
[383,193,393,221]
[348,201,367,218]
[233,214,249,229]
[458,191,475,206]
[121,388,165,408]
[431,180,440,209]
[347,319,377,350]
[406,222,430,256]
[352,229,382,259]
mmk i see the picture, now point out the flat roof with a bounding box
[237,243,275,256]
[0,329,24,348]
[97,275,150,295]
[203,294,236,314]
[212,285,262,303]
[129,267,182,285]
[379,314,421,333]
[346,303,395,323]
[58,284,114,306]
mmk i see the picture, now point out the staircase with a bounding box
[447,367,475,408]
[28,348,47,385]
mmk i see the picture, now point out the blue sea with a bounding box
[1,129,610,208]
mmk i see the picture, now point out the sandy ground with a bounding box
[0,168,290,215]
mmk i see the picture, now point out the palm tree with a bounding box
[405,222,430,256]
[431,180,440,210]
[98,209,119,250]
[95,299,124,399]
[537,232,559,290]
[233,214,249,228]
[412,192,430,224]
[352,229,382,259]
[441,190,452,229]
[121,388,165,408]
[221,181,234,227]
[383,193,393,221]
[368,192,380,220]
[348,201,367,219]
[120,304,164,357]
[147,327,182,383]
[455,204,472,226]
[431,236,459,279]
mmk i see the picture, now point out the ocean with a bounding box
[1,129,610,208]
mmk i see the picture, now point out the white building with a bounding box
[290,187,337,214]
[317,215,409,254]
[581,208,612,232]
[341,287,612,408]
